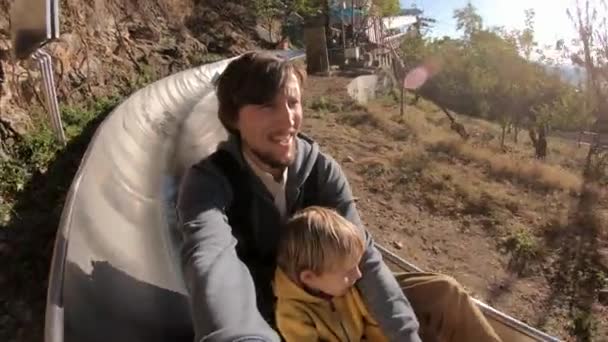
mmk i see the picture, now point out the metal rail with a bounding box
[32,48,66,145]
[375,243,562,342]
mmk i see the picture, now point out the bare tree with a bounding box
[567,0,608,179]
[568,2,608,105]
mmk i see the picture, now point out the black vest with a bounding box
[208,149,320,327]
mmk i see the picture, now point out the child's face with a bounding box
[301,258,363,297]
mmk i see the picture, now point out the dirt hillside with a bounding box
[301,74,608,341]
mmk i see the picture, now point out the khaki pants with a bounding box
[396,272,503,342]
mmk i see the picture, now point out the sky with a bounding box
[399,0,582,48]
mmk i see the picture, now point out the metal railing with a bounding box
[32,48,66,145]
[375,243,562,342]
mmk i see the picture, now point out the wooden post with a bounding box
[351,0,355,41]
[341,1,346,49]
[400,85,405,117]
[304,17,330,74]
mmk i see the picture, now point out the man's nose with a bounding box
[276,102,295,128]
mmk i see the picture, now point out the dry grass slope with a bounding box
[429,138,583,193]
[301,75,608,341]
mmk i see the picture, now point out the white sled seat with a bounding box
[44,55,236,342]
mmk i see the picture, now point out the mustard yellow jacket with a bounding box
[273,268,389,342]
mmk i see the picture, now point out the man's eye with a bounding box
[260,103,274,109]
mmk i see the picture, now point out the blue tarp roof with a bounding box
[329,5,367,20]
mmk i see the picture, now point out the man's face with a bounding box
[301,258,363,297]
[236,72,302,170]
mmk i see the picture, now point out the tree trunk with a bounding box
[268,21,273,42]
[303,24,329,74]
[450,121,469,140]
[528,125,547,159]
[583,137,607,181]
[514,124,520,143]
[351,0,355,46]
[584,144,597,179]
[438,104,469,140]
[323,0,331,48]
[535,124,547,159]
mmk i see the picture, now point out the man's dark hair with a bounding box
[214,51,306,135]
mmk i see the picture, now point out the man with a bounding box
[177,51,501,342]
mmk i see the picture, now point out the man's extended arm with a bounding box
[314,154,422,342]
[177,160,280,342]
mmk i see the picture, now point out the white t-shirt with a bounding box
[243,152,288,219]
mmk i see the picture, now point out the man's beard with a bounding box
[249,142,297,170]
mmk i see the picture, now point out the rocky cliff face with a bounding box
[0,0,263,146]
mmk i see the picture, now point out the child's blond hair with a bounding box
[277,206,365,277]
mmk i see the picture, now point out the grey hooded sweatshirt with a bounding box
[177,133,421,342]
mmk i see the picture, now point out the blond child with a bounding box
[273,206,389,342]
